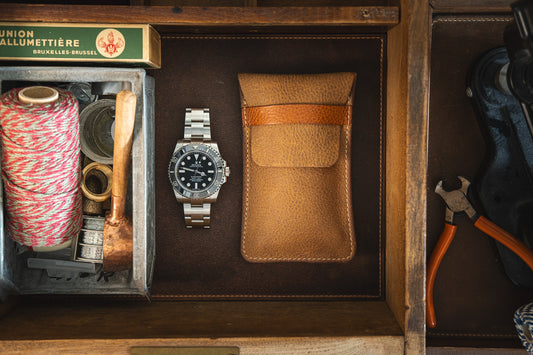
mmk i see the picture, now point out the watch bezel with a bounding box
[168,143,226,200]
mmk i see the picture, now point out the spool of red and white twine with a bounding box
[0,86,83,248]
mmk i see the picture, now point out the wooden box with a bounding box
[0,1,429,354]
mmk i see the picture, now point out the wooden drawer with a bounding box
[427,0,533,351]
[0,2,429,354]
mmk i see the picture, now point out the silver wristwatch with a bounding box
[168,108,230,228]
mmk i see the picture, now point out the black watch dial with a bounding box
[176,151,217,191]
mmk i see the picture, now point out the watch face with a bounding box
[176,152,216,191]
[168,144,226,199]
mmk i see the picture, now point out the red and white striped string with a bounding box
[0,87,83,247]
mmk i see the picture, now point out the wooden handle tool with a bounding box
[103,90,136,272]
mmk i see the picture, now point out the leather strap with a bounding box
[242,104,351,127]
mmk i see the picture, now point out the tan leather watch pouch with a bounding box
[239,73,356,263]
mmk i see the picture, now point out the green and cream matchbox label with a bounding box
[0,23,161,67]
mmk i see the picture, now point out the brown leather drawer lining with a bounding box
[150,34,385,300]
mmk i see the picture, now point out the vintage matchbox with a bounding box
[0,23,161,68]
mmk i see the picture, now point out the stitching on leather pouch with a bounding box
[242,108,250,260]
[161,35,384,297]
[242,108,353,262]
[344,110,354,261]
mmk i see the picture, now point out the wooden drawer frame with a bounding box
[0,1,430,354]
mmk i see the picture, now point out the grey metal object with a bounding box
[81,229,104,245]
[92,81,132,96]
[184,107,212,140]
[66,82,97,111]
[168,108,230,229]
[27,258,97,279]
[435,176,477,224]
[0,67,155,299]
[79,99,116,164]
[73,215,105,264]
[80,81,137,165]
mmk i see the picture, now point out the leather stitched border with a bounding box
[241,105,354,262]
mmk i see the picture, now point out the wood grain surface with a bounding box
[0,301,402,340]
[0,336,404,355]
[0,4,398,26]
[386,0,430,354]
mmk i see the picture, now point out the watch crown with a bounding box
[225,166,230,177]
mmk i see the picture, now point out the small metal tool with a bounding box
[427,176,533,328]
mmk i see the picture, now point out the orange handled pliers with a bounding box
[427,176,533,328]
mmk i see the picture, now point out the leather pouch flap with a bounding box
[251,124,340,168]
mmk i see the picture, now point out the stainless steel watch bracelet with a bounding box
[184,108,211,141]
[183,108,213,228]
[183,202,211,228]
